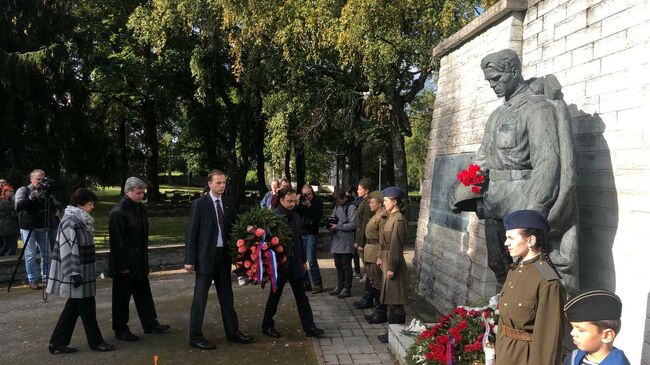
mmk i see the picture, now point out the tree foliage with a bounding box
[1,0,495,195]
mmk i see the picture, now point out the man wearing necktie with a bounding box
[184,169,253,350]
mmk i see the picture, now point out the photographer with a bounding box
[327,189,357,299]
[14,169,60,290]
[297,184,324,293]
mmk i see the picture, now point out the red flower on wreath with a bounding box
[271,237,279,245]
[255,228,265,237]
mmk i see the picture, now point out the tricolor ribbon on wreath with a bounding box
[256,234,279,293]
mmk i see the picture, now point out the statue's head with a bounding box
[480,49,524,100]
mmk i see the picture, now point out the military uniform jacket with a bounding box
[354,197,372,247]
[363,209,384,263]
[379,211,408,305]
[474,85,563,220]
[496,254,565,365]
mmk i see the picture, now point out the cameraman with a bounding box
[297,184,324,293]
[15,169,60,290]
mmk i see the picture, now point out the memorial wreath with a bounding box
[229,208,293,292]
[405,299,498,365]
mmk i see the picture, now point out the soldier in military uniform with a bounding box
[376,187,409,343]
[353,178,375,309]
[362,191,387,324]
[449,49,579,292]
[496,210,565,365]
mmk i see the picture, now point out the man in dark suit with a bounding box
[261,187,324,338]
[184,169,253,350]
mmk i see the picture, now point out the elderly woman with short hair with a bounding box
[47,188,114,354]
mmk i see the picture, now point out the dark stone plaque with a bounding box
[428,153,475,232]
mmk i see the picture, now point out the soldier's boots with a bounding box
[366,304,387,324]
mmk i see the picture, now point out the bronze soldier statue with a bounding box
[449,49,579,293]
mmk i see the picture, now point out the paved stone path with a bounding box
[309,290,396,365]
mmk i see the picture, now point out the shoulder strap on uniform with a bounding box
[534,259,561,281]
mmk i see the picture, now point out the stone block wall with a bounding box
[414,0,650,362]
[521,0,650,362]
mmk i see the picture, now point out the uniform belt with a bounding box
[365,239,379,245]
[501,324,533,342]
[489,169,532,181]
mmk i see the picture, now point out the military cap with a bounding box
[382,186,405,199]
[564,288,622,322]
[503,210,550,233]
[368,190,383,199]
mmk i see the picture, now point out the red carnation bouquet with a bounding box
[229,208,293,292]
[405,305,498,365]
[456,164,486,194]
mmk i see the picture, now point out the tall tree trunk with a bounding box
[119,118,128,196]
[385,138,395,187]
[142,102,160,202]
[284,148,292,182]
[255,120,267,194]
[295,142,306,188]
[391,123,408,194]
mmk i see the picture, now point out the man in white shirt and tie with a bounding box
[184,169,253,350]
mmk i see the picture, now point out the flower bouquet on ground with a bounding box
[405,297,499,365]
[456,164,486,194]
[229,208,293,292]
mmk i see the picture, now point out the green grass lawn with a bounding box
[92,186,192,248]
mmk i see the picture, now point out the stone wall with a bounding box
[414,0,650,363]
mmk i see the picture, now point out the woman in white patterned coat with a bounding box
[46,188,114,354]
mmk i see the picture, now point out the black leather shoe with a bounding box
[262,327,281,338]
[48,344,77,354]
[353,294,370,306]
[144,321,170,334]
[337,288,351,298]
[190,339,216,350]
[367,309,388,324]
[354,296,374,309]
[328,287,342,296]
[305,327,324,337]
[227,331,254,344]
[378,333,389,343]
[115,330,140,342]
[92,342,115,352]
[304,283,312,292]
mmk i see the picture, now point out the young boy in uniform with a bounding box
[564,289,631,365]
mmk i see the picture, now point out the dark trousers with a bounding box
[262,274,315,332]
[190,248,239,341]
[112,273,158,333]
[352,249,361,274]
[50,297,104,348]
[333,253,353,290]
[0,235,17,256]
[485,217,514,287]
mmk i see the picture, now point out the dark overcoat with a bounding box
[108,197,149,277]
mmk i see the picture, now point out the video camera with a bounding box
[35,177,55,194]
[321,216,338,229]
